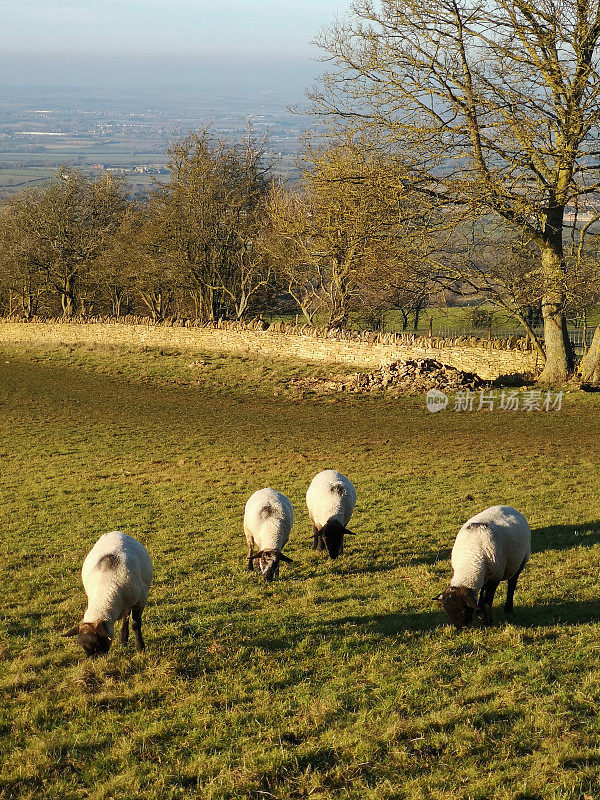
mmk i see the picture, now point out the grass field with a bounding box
[263,305,600,338]
[1,341,600,799]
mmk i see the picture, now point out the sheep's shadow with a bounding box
[531,521,600,553]
[291,598,600,641]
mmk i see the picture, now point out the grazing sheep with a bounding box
[244,488,293,581]
[435,506,531,630]
[306,470,356,559]
[64,531,153,657]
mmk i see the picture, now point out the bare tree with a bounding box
[123,197,180,322]
[155,130,273,321]
[0,198,49,319]
[0,170,128,317]
[266,136,438,327]
[311,0,600,381]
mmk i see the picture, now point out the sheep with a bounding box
[63,531,153,657]
[435,505,530,630]
[244,488,294,581]
[305,470,356,559]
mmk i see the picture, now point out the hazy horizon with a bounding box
[0,53,324,97]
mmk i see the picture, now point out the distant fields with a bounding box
[1,340,600,799]
[0,138,169,195]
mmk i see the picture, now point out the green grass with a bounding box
[1,342,600,799]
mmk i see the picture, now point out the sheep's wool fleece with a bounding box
[450,506,530,592]
[244,488,293,552]
[306,470,356,529]
[82,531,153,625]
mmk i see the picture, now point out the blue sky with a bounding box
[1,0,352,59]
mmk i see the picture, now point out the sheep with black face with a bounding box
[244,488,293,581]
[63,531,153,657]
[306,470,356,559]
[435,506,530,630]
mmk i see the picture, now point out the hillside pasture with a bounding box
[1,342,600,799]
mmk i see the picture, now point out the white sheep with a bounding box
[64,531,153,656]
[244,488,294,581]
[305,470,356,559]
[435,505,530,629]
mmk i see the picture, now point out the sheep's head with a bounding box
[434,587,477,630]
[63,621,112,657]
[250,550,293,582]
[321,520,355,560]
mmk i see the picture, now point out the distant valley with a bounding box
[0,84,309,197]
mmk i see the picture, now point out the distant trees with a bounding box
[0,170,128,317]
[0,130,446,327]
[0,196,48,319]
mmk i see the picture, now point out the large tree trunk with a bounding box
[580,325,600,385]
[538,212,572,383]
[60,275,76,319]
[111,287,123,318]
[61,293,75,318]
[22,293,37,321]
[413,298,426,331]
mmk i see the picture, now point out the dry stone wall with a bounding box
[0,320,539,380]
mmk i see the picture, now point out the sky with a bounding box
[0,0,353,89]
[1,0,351,59]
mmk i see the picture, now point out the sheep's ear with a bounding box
[278,553,293,563]
[433,593,444,603]
[63,624,80,637]
[96,622,112,641]
[250,551,264,560]
[461,589,478,609]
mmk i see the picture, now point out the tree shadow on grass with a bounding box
[331,559,402,577]
[169,597,600,679]
[531,521,600,553]
[171,599,600,678]
[408,547,452,566]
[512,599,600,628]
[405,521,600,567]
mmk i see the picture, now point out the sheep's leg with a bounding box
[246,541,255,571]
[504,561,526,615]
[131,605,145,653]
[479,581,499,625]
[312,523,320,550]
[245,525,255,570]
[313,523,325,551]
[120,614,130,646]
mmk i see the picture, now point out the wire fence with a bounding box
[420,326,596,353]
